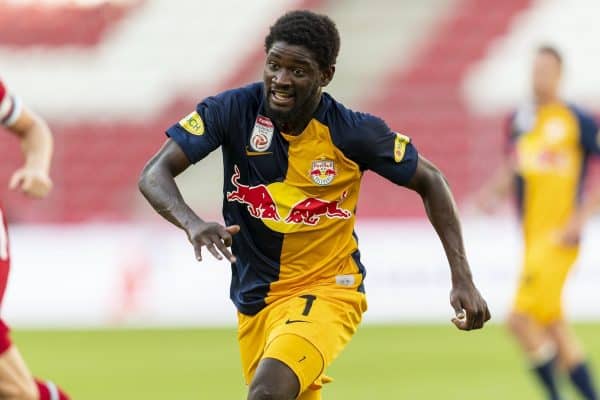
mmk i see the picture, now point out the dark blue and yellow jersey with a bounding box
[507,102,600,245]
[167,82,418,315]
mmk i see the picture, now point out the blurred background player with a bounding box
[477,46,600,400]
[0,79,69,400]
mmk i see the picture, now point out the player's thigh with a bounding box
[262,333,324,395]
[0,345,37,400]
[274,289,364,361]
[238,309,273,386]
[265,289,365,390]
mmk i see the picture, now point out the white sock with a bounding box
[46,381,59,400]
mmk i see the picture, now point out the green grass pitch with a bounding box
[13,324,600,399]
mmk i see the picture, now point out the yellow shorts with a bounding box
[237,286,366,399]
[513,241,579,325]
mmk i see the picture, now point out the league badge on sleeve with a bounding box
[250,116,274,152]
[394,132,411,163]
[179,111,205,135]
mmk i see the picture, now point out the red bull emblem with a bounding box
[285,191,351,225]
[310,159,336,186]
[226,165,281,220]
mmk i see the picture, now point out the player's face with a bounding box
[532,52,561,101]
[263,41,332,125]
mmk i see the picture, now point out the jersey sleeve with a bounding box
[345,114,419,186]
[166,92,230,164]
[575,108,600,155]
[0,80,23,127]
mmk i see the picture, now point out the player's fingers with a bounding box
[451,316,467,330]
[450,298,464,320]
[8,170,24,190]
[470,308,484,330]
[484,304,492,322]
[467,307,480,330]
[203,236,223,260]
[226,225,241,235]
[213,236,236,263]
[193,243,203,262]
[217,226,233,247]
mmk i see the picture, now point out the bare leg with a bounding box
[0,345,38,400]
[247,358,299,400]
[507,311,561,400]
[548,320,597,400]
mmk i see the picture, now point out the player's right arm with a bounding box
[474,158,515,213]
[138,139,238,262]
[139,91,244,263]
[475,114,517,213]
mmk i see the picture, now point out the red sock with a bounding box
[35,379,70,400]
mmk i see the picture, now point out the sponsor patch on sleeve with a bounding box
[393,132,411,162]
[179,111,205,135]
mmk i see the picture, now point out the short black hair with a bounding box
[538,45,563,66]
[265,10,340,70]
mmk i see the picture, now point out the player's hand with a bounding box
[558,215,583,247]
[186,222,240,263]
[9,167,52,199]
[450,281,491,331]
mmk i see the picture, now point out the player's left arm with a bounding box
[405,156,491,330]
[345,114,490,330]
[4,106,53,199]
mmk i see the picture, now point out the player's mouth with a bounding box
[270,90,295,108]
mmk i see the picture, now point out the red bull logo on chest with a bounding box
[285,191,351,225]
[227,165,353,227]
[310,159,336,186]
[226,165,281,220]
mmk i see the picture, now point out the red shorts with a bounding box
[0,208,13,354]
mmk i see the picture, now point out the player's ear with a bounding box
[320,65,335,87]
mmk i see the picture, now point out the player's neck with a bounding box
[276,93,322,136]
[535,93,560,107]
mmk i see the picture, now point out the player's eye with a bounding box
[293,68,305,77]
[268,62,279,71]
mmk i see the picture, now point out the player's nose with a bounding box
[272,68,293,87]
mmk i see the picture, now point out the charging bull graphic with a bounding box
[285,191,351,225]
[226,166,281,220]
[227,165,352,226]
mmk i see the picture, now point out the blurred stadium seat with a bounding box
[3,0,573,222]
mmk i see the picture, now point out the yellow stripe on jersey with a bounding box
[263,119,363,303]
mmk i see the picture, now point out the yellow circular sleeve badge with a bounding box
[179,111,205,135]
[393,132,411,162]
